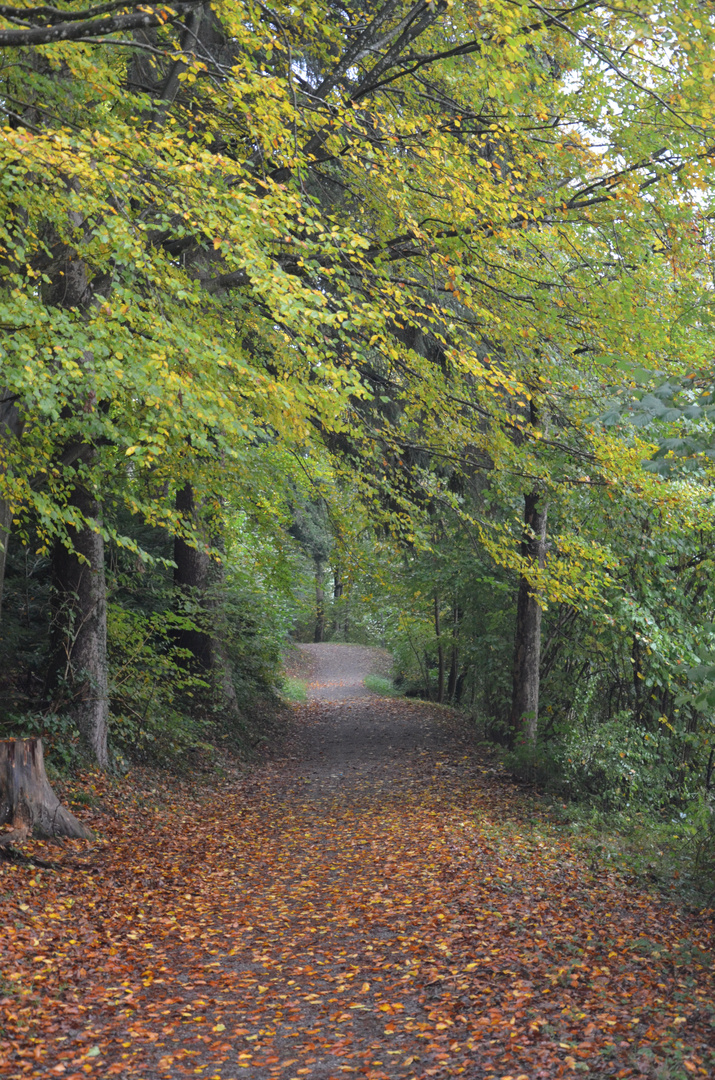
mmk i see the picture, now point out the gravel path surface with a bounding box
[281,644,465,799]
[297,643,392,701]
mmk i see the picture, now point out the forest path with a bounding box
[2,646,713,1080]
[280,643,461,796]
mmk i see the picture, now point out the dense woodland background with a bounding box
[1,0,715,897]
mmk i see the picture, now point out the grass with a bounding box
[498,737,715,906]
[543,799,715,907]
[364,674,403,697]
[281,677,308,703]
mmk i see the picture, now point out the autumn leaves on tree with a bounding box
[1,0,715,786]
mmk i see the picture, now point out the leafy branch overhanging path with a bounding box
[1,645,713,1079]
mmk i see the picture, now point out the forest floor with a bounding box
[1,644,714,1080]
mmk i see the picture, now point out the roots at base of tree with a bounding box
[0,738,92,844]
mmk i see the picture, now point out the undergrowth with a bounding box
[548,800,715,908]
[499,720,715,907]
[281,676,308,703]
[363,674,404,697]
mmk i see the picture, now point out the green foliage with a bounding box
[281,677,308,704]
[211,583,284,713]
[105,512,304,761]
[555,714,679,811]
[681,791,715,897]
[0,710,82,773]
[2,0,715,902]
[107,603,210,762]
[0,499,305,768]
[222,511,312,699]
[363,674,403,698]
[548,791,715,905]
[3,0,715,600]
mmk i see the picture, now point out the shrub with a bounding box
[108,604,211,761]
[554,713,682,811]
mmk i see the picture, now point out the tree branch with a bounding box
[0,1,200,47]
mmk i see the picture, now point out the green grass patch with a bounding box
[364,674,403,697]
[282,676,308,703]
[544,800,715,907]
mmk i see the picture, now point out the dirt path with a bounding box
[2,645,713,1080]
[279,644,463,797]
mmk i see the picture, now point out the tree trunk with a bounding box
[173,483,241,715]
[424,650,433,701]
[510,490,548,744]
[0,738,92,842]
[434,593,445,704]
[632,633,643,725]
[333,565,343,637]
[447,599,461,701]
[314,560,325,643]
[0,497,10,620]
[50,482,110,769]
[454,669,466,705]
[173,482,213,670]
[43,207,110,769]
[0,387,25,619]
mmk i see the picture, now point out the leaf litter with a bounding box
[1,645,713,1080]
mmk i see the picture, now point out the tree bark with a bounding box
[0,497,10,620]
[173,482,213,670]
[314,560,325,643]
[0,738,92,842]
[632,633,643,725]
[50,481,110,769]
[332,565,343,637]
[173,483,241,715]
[510,490,548,744]
[423,650,432,701]
[447,599,461,702]
[44,208,110,769]
[0,387,25,619]
[434,593,445,704]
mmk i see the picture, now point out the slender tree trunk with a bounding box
[0,498,10,621]
[434,593,445,704]
[173,482,213,670]
[424,650,433,701]
[510,490,548,744]
[632,633,643,725]
[173,483,241,715]
[447,599,461,701]
[314,560,325,643]
[447,646,457,703]
[333,566,343,637]
[50,480,110,768]
[0,387,25,620]
[454,670,466,704]
[405,624,428,698]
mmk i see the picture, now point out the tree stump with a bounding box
[0,738,92,843]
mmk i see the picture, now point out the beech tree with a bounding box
[1,0,715,769]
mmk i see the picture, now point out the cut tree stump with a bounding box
[0,738,92,843]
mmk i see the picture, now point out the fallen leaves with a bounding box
[1,692,714,1079]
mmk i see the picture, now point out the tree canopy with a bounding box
[1,0,715,882]
[2,0,713,545]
